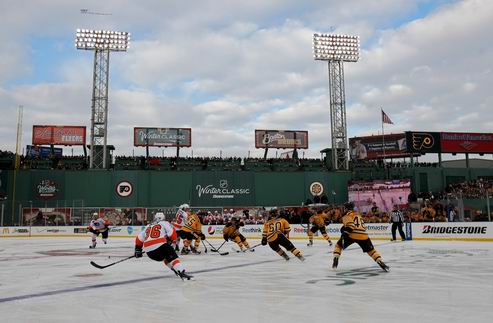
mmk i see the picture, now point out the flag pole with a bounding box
[381,108,386,165]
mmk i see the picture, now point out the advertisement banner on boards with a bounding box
[255,130,309,149]
[349,134,408,160]
[134,127,192,147]
[32,125,86,146]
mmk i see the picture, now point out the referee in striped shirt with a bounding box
[390,205,406,241]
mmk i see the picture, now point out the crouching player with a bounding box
[134,212,193,280]
[88,212,109,249]
[332,202,389,272]
[180,212,206,255]
[262,210,304,261]
[307,209,333,247]
[223,217,253,252]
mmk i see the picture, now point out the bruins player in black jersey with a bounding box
[332,202,389,271]
[307,209,333,247]
[262,209,304,261]
[223,217,253,251]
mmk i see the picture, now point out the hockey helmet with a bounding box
[179,204,190,210]
[154,212,165,222]
[344,201,355,211]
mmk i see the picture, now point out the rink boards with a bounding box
[1,222,492,241]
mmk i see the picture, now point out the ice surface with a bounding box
[1,237,492,323]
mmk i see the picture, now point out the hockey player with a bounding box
[223,217,253,252]
[332,202,389,272]
[172,204,190,251]
[87,212,109,249]
[180,212,206,255]
[134,212,193,280]
[262,210,304,261]
[307,209,333,247]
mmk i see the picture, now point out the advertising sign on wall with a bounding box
[191,172,255,206]
[255,130,309,149]
[134,128,192,147]
[32,125,86,146]
[440,132,493,153]
[349,134,408,160]
[405,131,442,154]
[26,145,63,158]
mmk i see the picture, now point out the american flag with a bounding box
[381,109,394,124]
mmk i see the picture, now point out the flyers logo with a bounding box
[412,133,434,150]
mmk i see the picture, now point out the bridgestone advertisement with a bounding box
[255,130,308,149]
[134,127,192,147]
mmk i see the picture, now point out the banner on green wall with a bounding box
[192,172,255,206]
[0,170,8,200]
[31,171,65,201]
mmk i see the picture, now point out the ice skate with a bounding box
[178,270,194,281]
[377,259,390,272]
[180,248,190,255]
[307,240,313,247]
[190,246,201,255]
[332,257,339,269]
[296,254,305,262]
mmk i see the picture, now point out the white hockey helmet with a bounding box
[179,204,190,210]
[154,212,165,222]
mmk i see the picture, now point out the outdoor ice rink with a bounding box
[1,237,492,323]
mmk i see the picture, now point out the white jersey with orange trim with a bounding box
[89,218,109,232]
[173,209,189,230]
[135,220,177,253]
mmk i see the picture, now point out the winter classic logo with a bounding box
[116,181,133,197]
[195,179,250,199]
[309,181,324,196]
[37,179,58,198]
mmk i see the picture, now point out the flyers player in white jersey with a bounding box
[134,212,193,280]
[172,204,190,251]
[88,212,110,249]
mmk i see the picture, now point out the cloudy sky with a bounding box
[0,0,491,159]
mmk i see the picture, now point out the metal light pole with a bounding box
[313,33,360,170]
[75,29,130,169]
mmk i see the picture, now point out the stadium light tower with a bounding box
[75,29,130,169]
[313,33,360,170]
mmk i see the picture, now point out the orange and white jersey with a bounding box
[173,209,189,230]
[135,220,177,252]
[89,218,109,232]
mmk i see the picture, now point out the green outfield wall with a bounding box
[1,167,492,225]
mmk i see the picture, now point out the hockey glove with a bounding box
[261,237,267,246]
[134,247,143,258]
[223,234,229,242]
[199,232,206,240]
[340,226,353,234]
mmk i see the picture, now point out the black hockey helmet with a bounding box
[344,201,355,211]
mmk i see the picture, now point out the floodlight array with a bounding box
[75,29,130,51]
[313,33,360,62]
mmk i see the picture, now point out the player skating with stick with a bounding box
[332,202,389,272]
[261,209,304,261]
[134,212,193,280]
[88,212,110,249]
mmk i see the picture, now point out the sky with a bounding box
[0,0,492,159]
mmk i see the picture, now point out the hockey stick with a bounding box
[232,242,262,253]
[201,240,208,253]
[90,254,137,269]
[204,240,229,255]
